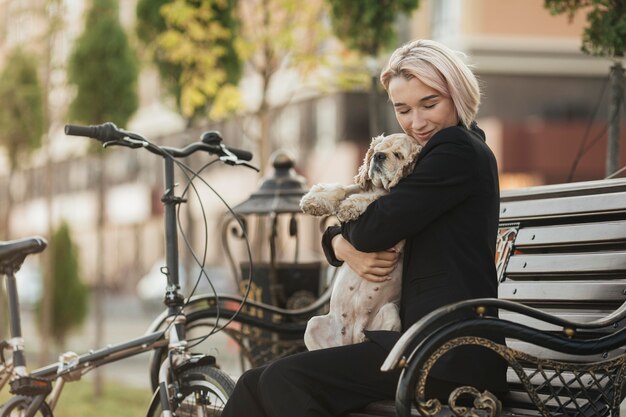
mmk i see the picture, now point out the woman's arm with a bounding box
[342,131,476,252]
[321,226,399,281]
[332,234,399,282]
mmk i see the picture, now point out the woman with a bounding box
[221,39,507,417]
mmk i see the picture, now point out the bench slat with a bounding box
[500,311,625,333]
[500,192,626,221]
[499,281,626,302]
[515,221,626,248]
[503,391,594,415]
[500,178,626,201]
[505,368,609,391]
[506,252,626,275]
[505,340,623,362]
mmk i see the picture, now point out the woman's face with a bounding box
[388,76,459,146]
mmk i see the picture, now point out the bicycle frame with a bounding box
[0,135,234,416]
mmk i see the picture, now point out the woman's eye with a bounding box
[424,103,436,109]
[397,108,410,115]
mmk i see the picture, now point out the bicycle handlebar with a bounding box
[64,122,254,163]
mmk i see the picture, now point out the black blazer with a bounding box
[323,123,508,393]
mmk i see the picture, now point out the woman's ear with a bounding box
[354,135,384,190]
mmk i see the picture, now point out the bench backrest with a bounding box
[496,178,626,416]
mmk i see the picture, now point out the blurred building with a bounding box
[409,0,626,186]
[0,0,624,290]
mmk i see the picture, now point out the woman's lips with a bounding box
[415,130,433,142]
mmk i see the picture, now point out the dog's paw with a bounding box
[300,184,345,216]
[336,200,362,222]
[300,194,333,216]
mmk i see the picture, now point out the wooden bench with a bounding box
[351,177,626,417]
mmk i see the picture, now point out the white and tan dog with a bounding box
[300,133,422,350]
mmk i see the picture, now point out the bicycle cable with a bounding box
[172,156,256,346]
[129,134,256,344]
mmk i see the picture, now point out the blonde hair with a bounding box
[380,39,480,128]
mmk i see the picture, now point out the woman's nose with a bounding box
[411,112,427,130]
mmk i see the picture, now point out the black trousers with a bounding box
[220,341,459,417]
[221,341,398,417]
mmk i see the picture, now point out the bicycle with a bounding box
[0,122,258,417]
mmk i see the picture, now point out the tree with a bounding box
[0,45,44,341]
[0,48,45,239]
[37,222,88,347]
[545,0,626,177]
[136,0,242,124]
[232,0,329,173]
[142,0,330,170]
[67,0,139,395]
[68,0,139,126]
[325,0,420,137]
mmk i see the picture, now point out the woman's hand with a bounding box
[331,235,400,282]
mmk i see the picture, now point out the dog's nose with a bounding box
[374,152,386,162]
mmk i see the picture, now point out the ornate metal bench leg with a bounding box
[448,386,502,417]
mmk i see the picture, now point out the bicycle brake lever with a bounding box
[219,156,259,172]
[102,138,145,149]
[239,161,260,172]
[218,147,259,171]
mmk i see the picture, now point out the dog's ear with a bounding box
[354,135,384,190]
[388,138,423,189]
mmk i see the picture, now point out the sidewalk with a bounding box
[19,293,245,389]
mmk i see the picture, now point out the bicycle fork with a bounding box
[158,313,189,417]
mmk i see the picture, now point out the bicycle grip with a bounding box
[64,124,98,137]
[64,122,122,142]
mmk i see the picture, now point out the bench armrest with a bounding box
[387,300,626,417]
[382,297,626,372]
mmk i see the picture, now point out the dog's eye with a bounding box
[393,152,403,159]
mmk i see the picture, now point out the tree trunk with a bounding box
[93,155,106,397]
[184,196,195,292]
[606,62,624,177]
[0,168,14,339]
[368,73,380,139]
[40,140,53,365]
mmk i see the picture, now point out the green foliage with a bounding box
[136,0,242,121]
[0,48,44,170]
[68,0,139,126]
[136,0,170,43]
[38,222,89,347]
[545,0,626,57]
[237,0,330,77]
[325,0,419,56]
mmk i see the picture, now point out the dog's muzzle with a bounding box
[369,152,386,177]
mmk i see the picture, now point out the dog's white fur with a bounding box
[300,133,422,350]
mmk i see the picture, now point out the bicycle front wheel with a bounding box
[0,396,53,417]
[146,365,235,417]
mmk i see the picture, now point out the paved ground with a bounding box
[19,293,245,389]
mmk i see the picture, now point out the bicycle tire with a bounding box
[146,364,235,417]
[0,396,53,417]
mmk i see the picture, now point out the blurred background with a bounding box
[0,0,624,408]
